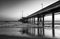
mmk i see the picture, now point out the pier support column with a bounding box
[42,15,45,36]
[26,19,28,23]
[52,13,55,37]
[32,18,34,24]
[30,18,32,24]
[34,17,35,24]
[37,17,40,36]
[28,19,29,23]
[30,18,31,24]
[27,18,29,23]
[40,18,42,27]
[39,17,42,34]
[30,18,31,23]
[33,17,35,35]
[29,18,30,23]
[32,18,33,24]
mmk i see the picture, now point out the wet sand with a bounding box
[0,22,58,39]
[0,35,57,39]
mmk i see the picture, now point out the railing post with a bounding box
[52,13,55,37]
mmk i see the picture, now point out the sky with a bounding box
[0,0,59,21]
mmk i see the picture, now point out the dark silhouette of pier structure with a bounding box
[20,0,60,38]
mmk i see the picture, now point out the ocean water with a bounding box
[45,28,60,38]
[0,22,60,38]
[0,22,30,37]
[29,27,60,38]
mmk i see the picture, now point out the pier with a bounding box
[19,0,60,39]
[0,0,60,39]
